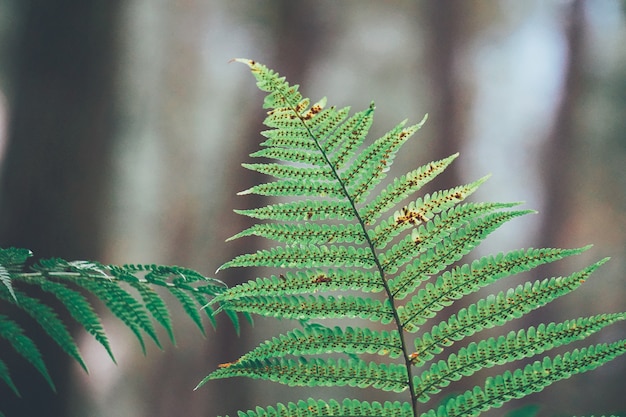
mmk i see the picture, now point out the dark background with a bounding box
[0,1,625,416]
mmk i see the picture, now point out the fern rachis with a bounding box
[200,59,626,417]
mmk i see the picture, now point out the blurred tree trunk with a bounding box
[0,1,121,415]
[420,0,471,191]
[533,1,626,415]
[536,0,586,258]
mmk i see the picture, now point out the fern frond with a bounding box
[410,259,608,362]
[237,326,403,363]
[234,200,355,222]
[198,356,408,392]
[228,223,366,245]
[413,312,626,402]
[74,277,159,352]
[0,266,16,303]
[0,314,54,392]
[207,59,626,417]
[219,294,394,323]
[239,179,347,199]
[228,398,414,417]
[398,246,592,332]
[370,179,495,251]
[241,163,335,181]
[343,118,427,203]
[212,269,383,304]
[128,282,175,343]
[7,288,87,371]
[220,244,376,270]
[423,340,626,417]
[0,246,227,398]
[0,357,19,397]
[35,279,115,362]
[389,210,534,298]
[360,153,459,225]
[325,104,374,166]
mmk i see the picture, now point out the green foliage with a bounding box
[0,246,226,402]
[199,60,626,417]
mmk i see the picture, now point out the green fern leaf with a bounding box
[199,356,408,392]
[211,270,383,305]
[228,223,366,245]
[0,314,54,392]
[228,398,414,417]
[241,163,335,181]
[410,259,608,362]
[220,244,376,270]
[424,340,626,417]
[7,288,87,371]
[360,153,459,225]
[237,326,403,363]
[239,178,346,199]
[389,210,534,298]
[235,200,355,222]
[0,266,16,303]
[398,246,592,332]
[220,294,394,323]
[128,282,175,344]
[35,279,115,362]
[0,357,19,396]
[168,286,207,335]
[413,312,626,402]
[370,177,491,250]
[73,277,160,352]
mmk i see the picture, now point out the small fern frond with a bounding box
[0,246,227,397]
[204,60,626,417]
[369,176,490,249]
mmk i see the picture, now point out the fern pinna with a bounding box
[198,59,626,417]
[0,246,226,401]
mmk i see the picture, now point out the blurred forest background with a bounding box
[0,1,625,416]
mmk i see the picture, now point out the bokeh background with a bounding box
[0,1,625,416]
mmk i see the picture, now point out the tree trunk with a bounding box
[0,1,121,415]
